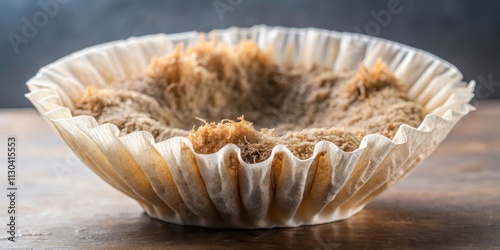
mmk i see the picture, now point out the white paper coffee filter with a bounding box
[26,25,475,228]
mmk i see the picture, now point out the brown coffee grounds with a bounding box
[73,37,424,163]
[187,116,363,163]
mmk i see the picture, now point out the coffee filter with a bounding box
[26,25,475,228]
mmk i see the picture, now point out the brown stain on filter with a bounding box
[73,35,424,163]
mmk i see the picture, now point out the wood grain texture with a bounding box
[0,101,499,249]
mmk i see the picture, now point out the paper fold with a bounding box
[25,25,474,228]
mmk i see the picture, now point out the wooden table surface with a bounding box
[0,101,499,249]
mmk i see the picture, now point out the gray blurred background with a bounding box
[1,0,499,108]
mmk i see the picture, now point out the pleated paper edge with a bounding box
[24,25,475,228]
